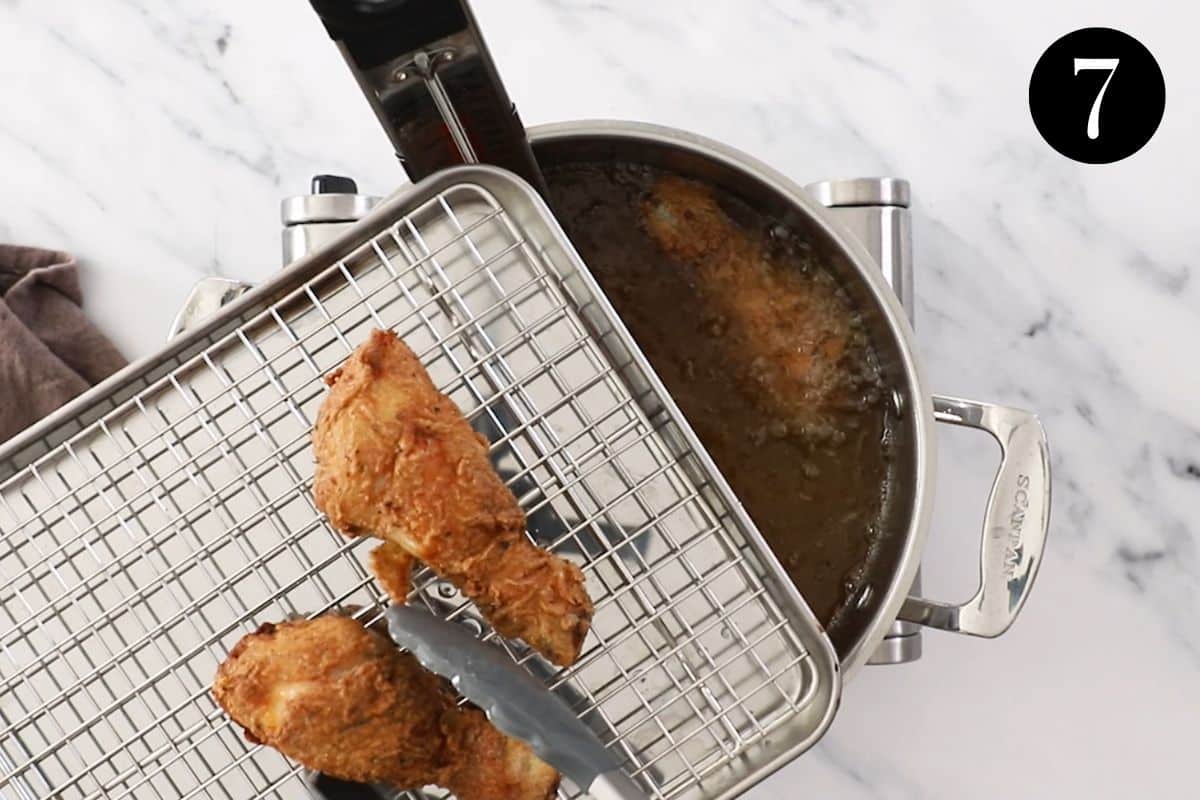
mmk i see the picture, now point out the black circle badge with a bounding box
[1029,28,1165,164]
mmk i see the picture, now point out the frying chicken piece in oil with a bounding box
[642,175,876,442]
[213,615,558,800]
[312,330,593,666]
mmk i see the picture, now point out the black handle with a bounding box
[306,772,390,800]
[310,174,359,194]
[305,0,550,195]
[309,0,467,70]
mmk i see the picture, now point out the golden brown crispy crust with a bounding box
[212,615,558,800]
[369,541,415,603]
[312,330,593,666]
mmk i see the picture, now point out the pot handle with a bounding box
[305,0,549,194]
[897,395,1050,637]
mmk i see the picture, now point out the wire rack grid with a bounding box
[0,178,825,800]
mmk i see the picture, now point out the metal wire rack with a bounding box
[0,169,836,800]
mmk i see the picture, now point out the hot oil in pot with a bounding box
[545,162,890,626]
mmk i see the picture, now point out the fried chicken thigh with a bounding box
[312,330,593,666]
[213,615,558,800]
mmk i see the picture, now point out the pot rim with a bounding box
[525,118,938,679]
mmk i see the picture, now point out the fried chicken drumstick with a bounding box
[213,615,558,800]
[312,330,593,666]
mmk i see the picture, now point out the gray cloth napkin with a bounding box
[1,245,126,444]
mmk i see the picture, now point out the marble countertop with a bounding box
[2,1,1196,797]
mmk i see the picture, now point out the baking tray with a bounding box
[0,166,840,799]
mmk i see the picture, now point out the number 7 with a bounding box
[1074,58,1120,140]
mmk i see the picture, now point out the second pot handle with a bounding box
[898,395,1051,637]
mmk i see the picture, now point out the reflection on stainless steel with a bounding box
[805,177,911,212]
[807,177,914,326]
[901,396,1050,636]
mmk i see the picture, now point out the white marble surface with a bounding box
[2,0,1198,797]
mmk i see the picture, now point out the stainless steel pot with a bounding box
[186,118,1052,678]
[528,121,1050,677]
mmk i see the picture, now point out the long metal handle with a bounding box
[588,769,648,800]
[306,0,549,193]
[898,395,1051,636]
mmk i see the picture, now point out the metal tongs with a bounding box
[304,604,647,800]
[385,605,647,799]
